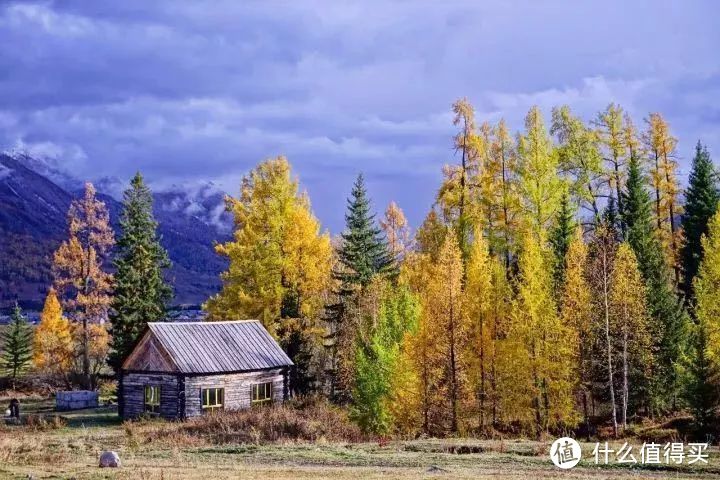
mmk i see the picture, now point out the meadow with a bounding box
[1,394,718,480]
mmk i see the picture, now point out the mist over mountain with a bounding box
[0,152,231,310]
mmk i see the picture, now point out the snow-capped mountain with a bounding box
[0,152,232,309]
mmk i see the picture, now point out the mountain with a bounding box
[0,153,231,310]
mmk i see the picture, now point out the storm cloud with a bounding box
[1,1,719,231]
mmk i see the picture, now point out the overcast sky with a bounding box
[1,1,719,232]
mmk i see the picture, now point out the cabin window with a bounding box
[251,382,273,405]
[144,385,161,414]
[201,388,224,412]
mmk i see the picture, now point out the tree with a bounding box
[326,173,394,398]
[691,205,720,430]
[695,207,720,376]
[595,104,627,228]
[109,172,172,373]
[506,232,577,432]
[464,231,510,430]
[53,182,114,390]
[560,227,593,434]
[685,321,719,432]
[622,153,687,414]
[680,142,719,300]
[424,235,467,433]
[517,106,564,240]
[33,288,73,384]
[205,157,332,393]
[644,113,682,283]
[336,174,395,292]
[610,242,652,428]
[415,208,447,261]
[490,120,521,271]
[351,285,419,434]
[589,224,619,437]
[552,105,604,220]
[1,304,33,389]
[437,98,481,261]
[550,188,576,292]
[380,201,412,262]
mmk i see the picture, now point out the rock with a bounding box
[99,451,121,468]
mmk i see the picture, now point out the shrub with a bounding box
[180,396,367,444]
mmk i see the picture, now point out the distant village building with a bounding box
[119,320,293,419]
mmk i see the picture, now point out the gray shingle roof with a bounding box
[147,320,293,374]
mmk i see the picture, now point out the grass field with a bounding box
[0,396,719,480]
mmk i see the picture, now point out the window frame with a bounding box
[201,387,225,412]
[251,382,273,405]
[144,385,161,415]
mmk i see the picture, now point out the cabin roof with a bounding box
[128,320,293,374]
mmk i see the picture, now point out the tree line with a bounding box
[1,99,719,439]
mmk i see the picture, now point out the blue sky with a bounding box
[1,1,719,232]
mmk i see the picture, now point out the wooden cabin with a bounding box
[119,320,293,419]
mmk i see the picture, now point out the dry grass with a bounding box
[0,395,719,479]
[125,397,367,446]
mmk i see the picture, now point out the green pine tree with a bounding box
[1,304,33,389]
[622,154,688,414]
[326,174,396,400]
[109,172,172,373]
[336,174,396,291]
[680,141,719,300]
[549,188,575,291]
[685,321,719,432]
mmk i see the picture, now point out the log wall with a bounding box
[121,368,288,419]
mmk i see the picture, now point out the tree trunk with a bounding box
[449,300,458,433]
[613,153,624,233]
[622,325,629,429]
[479,312,486,432]
[583,390,590,440]
[654,153,662,231]
[500,142,512,274]
[662,148,680,284]
[602,248,618,438]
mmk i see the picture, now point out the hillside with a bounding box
[0,153,230,309]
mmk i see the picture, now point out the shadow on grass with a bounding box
[61,405,121,428]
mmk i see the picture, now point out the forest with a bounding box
[3,99,720,440]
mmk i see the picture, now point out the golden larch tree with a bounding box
[644,113,682,282]
[205,156,332,329]
[478,120,521,269]
[504,232,577,432]
[588,225,619,437]
[610,242,652,429]
[594,104,626,220]
[551,105,604,221]
[52,182,114,389]
[33,288,73,385]
[204,156,332,392]
[380,201,412,261]
[464,230,511,430]
[438,98,481,261]
[694,207,720,370]
[517,106,564,240]
[560,227,593,431]
[424,234,468,433]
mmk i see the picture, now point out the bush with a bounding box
[181,396,367,444]
[126,396,368,446]
[20,414,66,430]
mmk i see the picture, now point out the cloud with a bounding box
[0,0,719,231]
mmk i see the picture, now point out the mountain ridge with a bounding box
[0,153,231,310]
